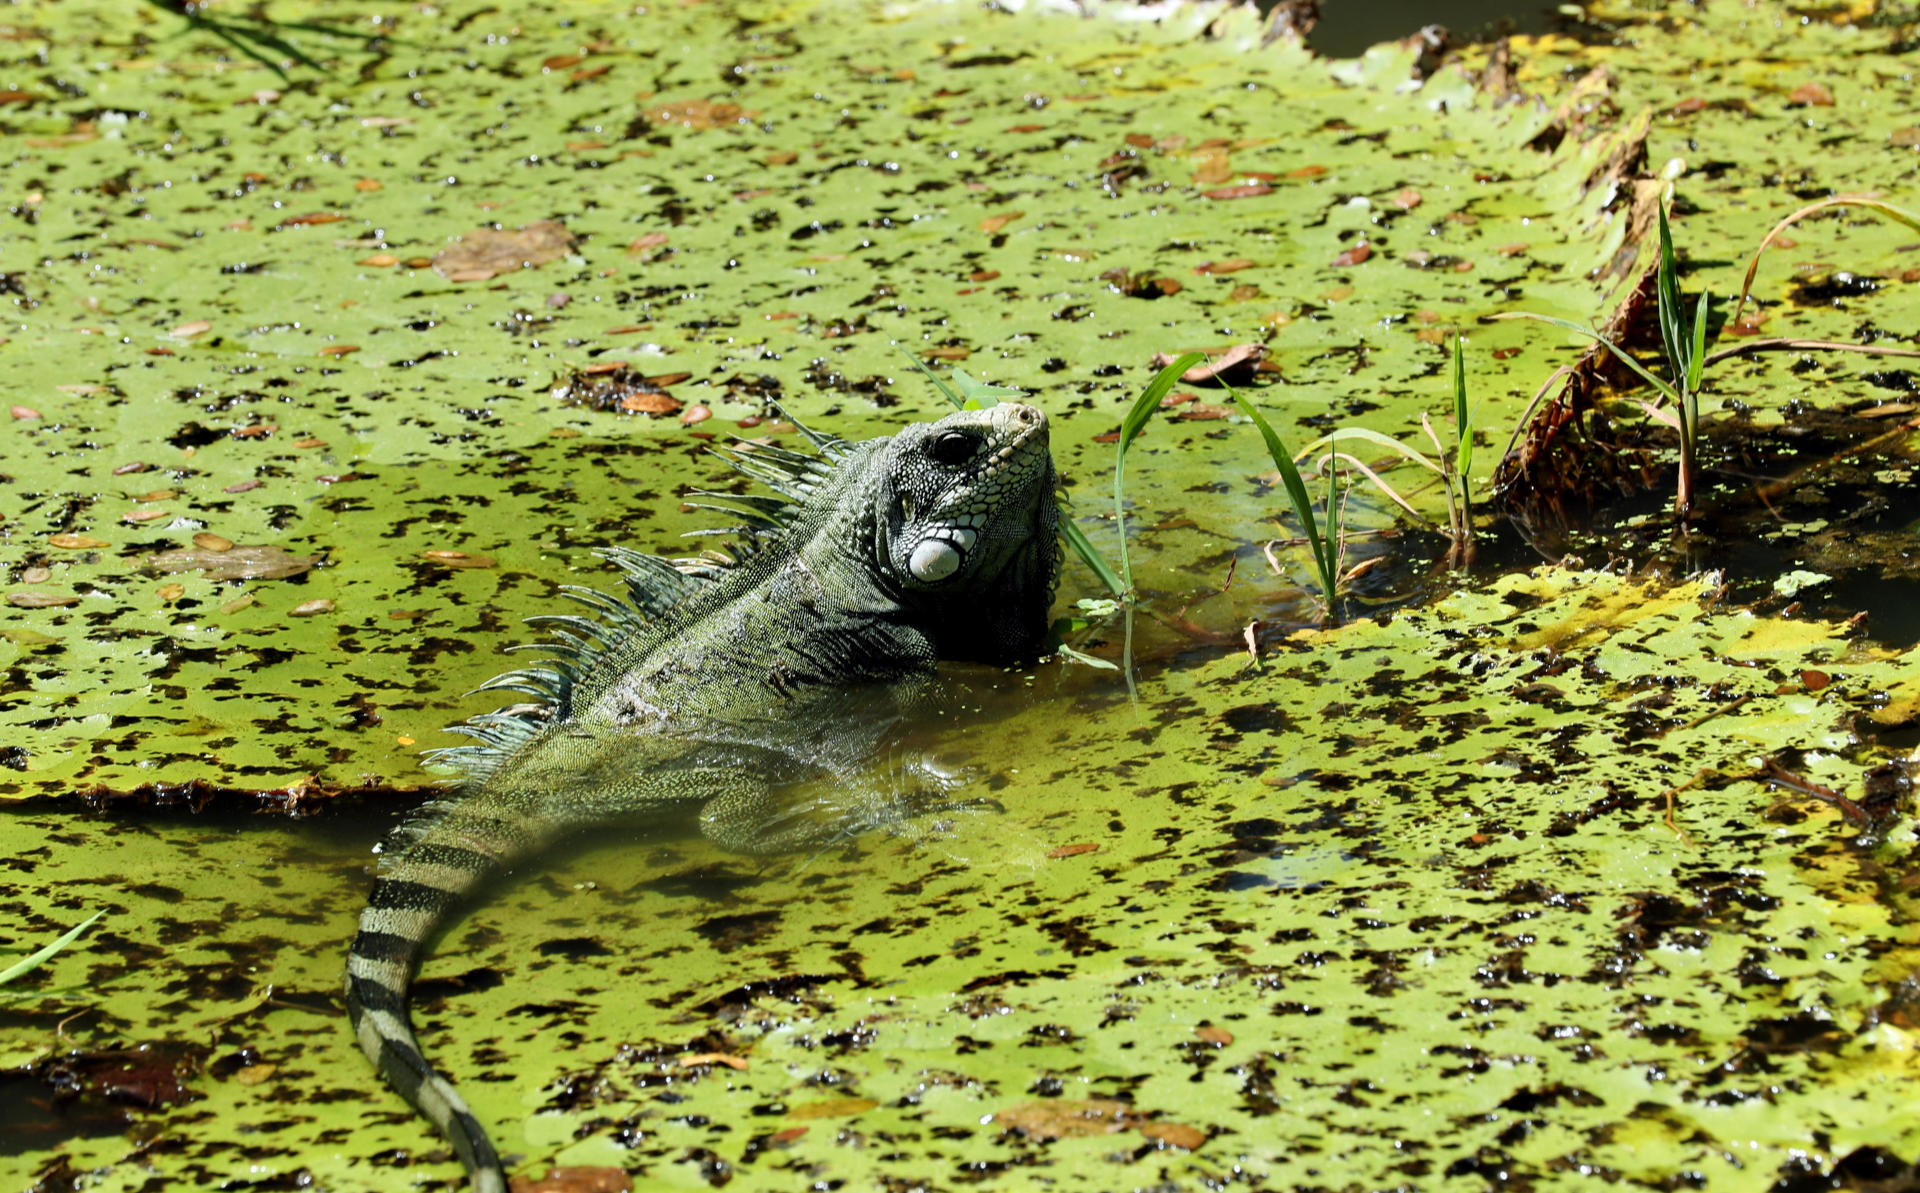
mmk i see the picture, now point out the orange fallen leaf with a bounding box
[1331,242,1371,267]
[1788,81,1834,106]
[1193,258,1255,276]
[277,211,345,228]
[420,550,496,569]
[359,253,398,267]
[1390,187,1422,209]
[1140,1121,1207,1150]
[680,404,712,425]
[979,210,1024,234]
[354,178,383,192]
[123,508,170,523]
[508,1167,631,1193]
[618,392,681,415]
[1201,183,1271,200]
[678,1052,749,1070]
[507,1166,631,1193]
[193,533,235,551]
[318,345,360,357]
[10,405,39,419]
[1195,1026,1233,1046]
[1047,843,1100,858]
[49,534,108,549]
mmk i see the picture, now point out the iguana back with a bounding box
[344,403,1059,1192]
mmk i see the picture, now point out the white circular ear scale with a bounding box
[909,538,962,582]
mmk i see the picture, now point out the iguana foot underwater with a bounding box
[344,403,1060,1193]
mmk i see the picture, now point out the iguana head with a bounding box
[875,402,1060,662]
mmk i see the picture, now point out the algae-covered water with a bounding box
[6,1,1920,1190]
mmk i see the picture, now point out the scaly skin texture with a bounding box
[344,404,1060,1193]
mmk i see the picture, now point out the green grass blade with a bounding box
[1061,519,1125,598]
[1295,427,1444,474]
[1224,383,1336,601]
[1686,290,1709,394]
[951,368,1024,409]
[902,350,966,410]
[1113,353,1205,594]
[1451,333,1473,483]
[1487,312,1683,404]
[1655,201,1688,386]
[0,910,104,987]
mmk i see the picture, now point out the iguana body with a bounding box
[344,404,1059,1193]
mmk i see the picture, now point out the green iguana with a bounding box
[345,402,1060,1193]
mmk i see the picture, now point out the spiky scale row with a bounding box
[428,424,843,783]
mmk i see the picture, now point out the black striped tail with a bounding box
[345,832,522,1193]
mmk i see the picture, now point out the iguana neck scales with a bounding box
[345,404,1060,1193]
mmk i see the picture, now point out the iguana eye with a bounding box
[928,431,978,466]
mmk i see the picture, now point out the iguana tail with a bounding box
[345,797,535,1193]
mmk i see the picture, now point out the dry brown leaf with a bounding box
[1139,1121,1208,1150]
[8,592,78,608]
[1151,343,1266,385]
[277,211,345,228]
[145,544,320,582]
[193,533,235,551]
[433,220,577,281]
[49,534,107,550]
[288,599,335,618]
[979,210,1024,234]
[645,99,751,130]
[1046,843,1099,858]
[678,1052,749,1070]
[994,1099,1134,1139]
[784,1097,878,1120]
